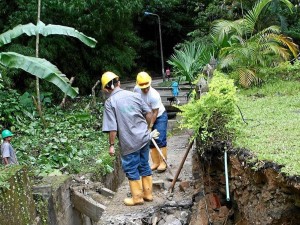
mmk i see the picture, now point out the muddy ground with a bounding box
[97,127,197,225]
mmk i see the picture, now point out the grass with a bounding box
[235,80,300,176]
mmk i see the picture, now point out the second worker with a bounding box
[134,72,168,172]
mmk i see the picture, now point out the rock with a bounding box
[164,200,178,207]
[207,193,221,209]
[179,180,191,192]
[178,199,193,209]
[164,215,182,225]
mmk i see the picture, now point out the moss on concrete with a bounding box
[0,166,36,225]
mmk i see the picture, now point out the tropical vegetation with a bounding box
[211,0,298,87]
[178,71,240,153]
[0,0,300,180]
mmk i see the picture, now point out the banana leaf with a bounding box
[0,52,78,98]
[0,21,97,48]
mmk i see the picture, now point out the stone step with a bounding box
[70,184,116,223]
[125,86,193,91]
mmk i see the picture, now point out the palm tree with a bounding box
[211,0,298,87]
[167,42,212,84]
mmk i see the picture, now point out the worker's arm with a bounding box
[145,111,153,127]
[3,157,9,165]
[108,131,117,156]
[149,108,159,130]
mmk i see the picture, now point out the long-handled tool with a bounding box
[151,138,174,177]
[169,139,194,193]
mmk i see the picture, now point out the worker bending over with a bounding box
[134,72,168,172]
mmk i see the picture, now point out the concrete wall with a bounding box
[0,166,36,225]
[0,154,125,225]
[33,175,83,225]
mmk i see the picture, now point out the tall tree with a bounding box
[1,0,143,94]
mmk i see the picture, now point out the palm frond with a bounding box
[218,53,235,69]
[168,42,212,82]
[211,19,244,46]
[244,0,273,32]
[237,68,261,88]
[279,0,295,12]
[274,35,299,57]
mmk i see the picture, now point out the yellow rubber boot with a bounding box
[150,148,160,170]
[124,180,144,206]
[157,147,167,172]
[142,176,153,201]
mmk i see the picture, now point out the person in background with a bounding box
[171,80,180,104]
[134,71,168,172]
[1,129,18,165]
[101,71,159,206]
[166,68,171,81]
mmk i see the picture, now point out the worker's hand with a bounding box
[150,129,160,139]
[148,123,153,132]
[109,145,115,156]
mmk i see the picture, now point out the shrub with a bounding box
[178,71,240,152]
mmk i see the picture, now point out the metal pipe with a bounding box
[224,150,230,201]
[144,12,165,81]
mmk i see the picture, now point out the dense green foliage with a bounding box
[0,0,202,95]
[0,0,299,93]
[178,71,240,151]
[0,88,113,177]
[0,0,144,95]
[0,0,300,181]
[259,60,300,81]
[211,0,298,87]
[0,7,97,102]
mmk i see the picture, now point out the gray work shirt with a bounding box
[102,87,151,156]
[1,142,18,165]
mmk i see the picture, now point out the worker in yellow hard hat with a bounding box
[101,71,159,206]
[134,71,168,173]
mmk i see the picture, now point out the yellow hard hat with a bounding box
[101,71,119,89]
[136,71,152,89]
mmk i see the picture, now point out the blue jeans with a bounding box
[121,142,152,180]
[150,111,168,148]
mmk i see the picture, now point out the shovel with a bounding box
[151,138,174,177]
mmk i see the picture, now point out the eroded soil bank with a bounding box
[191,144,300,225]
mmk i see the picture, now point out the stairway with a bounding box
[124,81,193,106]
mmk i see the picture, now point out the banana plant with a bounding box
[0,52,79,97]
[0,21,97,98]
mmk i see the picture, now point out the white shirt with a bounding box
[133,86,166,117]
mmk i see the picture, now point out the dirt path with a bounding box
[98,127,196,224]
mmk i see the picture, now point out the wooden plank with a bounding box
[71,190,106,222]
